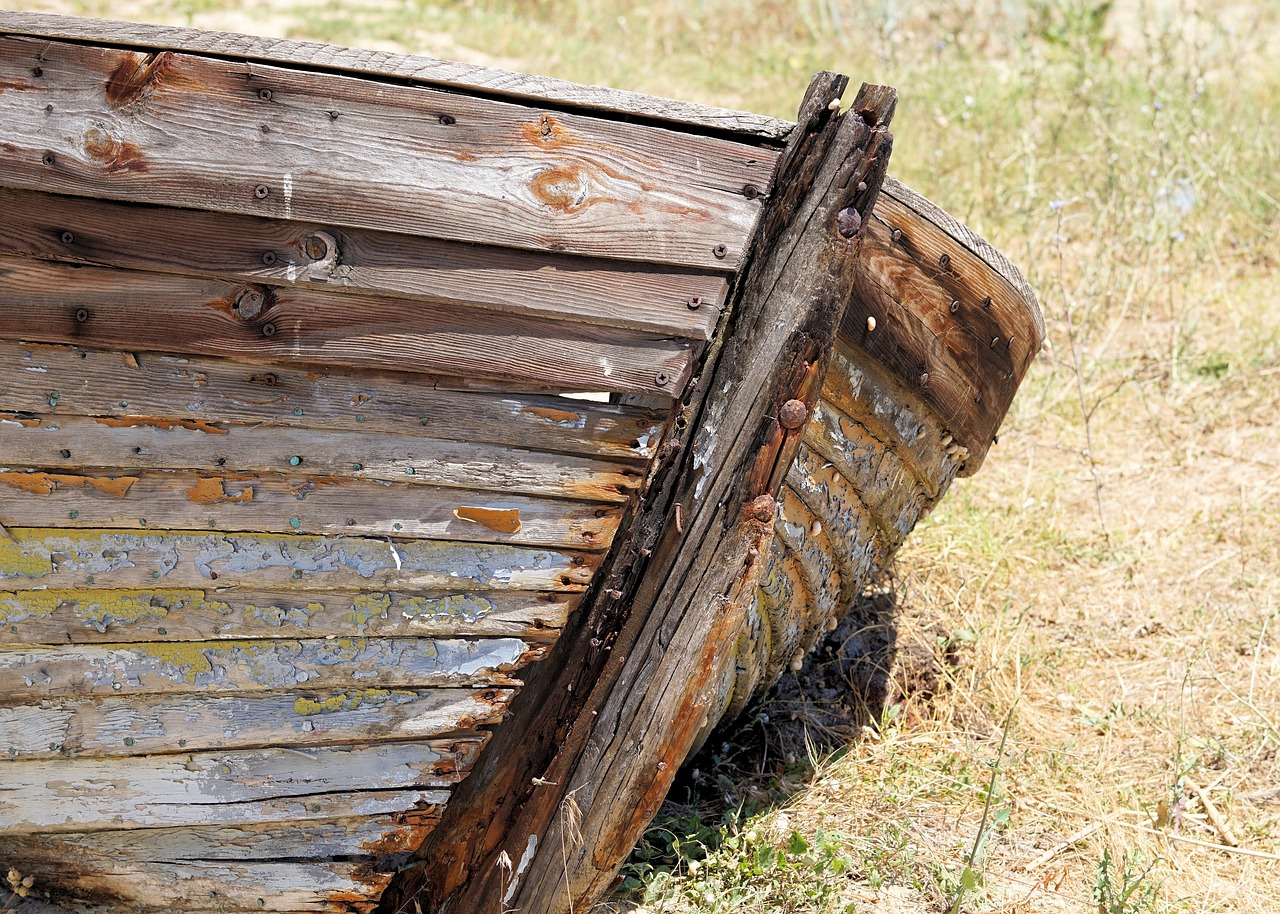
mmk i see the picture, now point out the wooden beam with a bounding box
[0,35,772,270]
[0,254,696,396]
[380,76,897,914]
[0,11,793,142]
[0,340,667,462]
[0,187,726,341]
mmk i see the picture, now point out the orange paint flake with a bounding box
[0,472,138,497]
[522,407,583,425]
[453,506,522,534]
[92,416,228,434]
[186,477,254,505]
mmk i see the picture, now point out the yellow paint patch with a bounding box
[453,506,522,534]
[293,688,414,716]
[0,472,138,498]
[93,415,228,434]
[187,477,254,505]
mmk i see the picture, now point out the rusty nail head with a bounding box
[261,251,277,265]
[74,308,89,323]
[939,253,951,269]
[254,184,269,199]
[42,151,55,166]
[750,494,776,523]
[687,296,702,310]
[655,371,671,387]
[258,88,273,101]
[60,231,74,245]
[712,244,729,259]
[949,299,960,314]
[779,398,808,429]
[262,322,277,338]
[742,183,759,200]
[439,113,456,126]
[327,110,339,120]
[304,235,328,261]
[857,180,867,192]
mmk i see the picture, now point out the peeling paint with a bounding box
[0,472,138,498]
[186,477,255,505]
[453,507,522,534]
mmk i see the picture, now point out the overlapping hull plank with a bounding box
[0,12,1045,914]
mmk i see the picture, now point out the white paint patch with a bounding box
[283,172,293,220]
[503,834,539,904]
[597,357,613,377]
[386,539,403,571]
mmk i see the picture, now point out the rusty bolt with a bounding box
[262,322,277,338]
[655,371,671,387]
[949,299,960,314]
[750,494,776,524]
[939,253,951,270]
[60,231,74,244]
[439,113,456,126]
[258,88,273,102]
[687,296,702,310]
[74,309,89,323]
[235,288,265,318]
[779,398,808,429]
[261,251,277,265]
[890,227,903,243]
[42,151,55,166]
[837,205,861,238]
[712,244,729,260]
[254,184,269,199]
[741,183,760,200]
[303,235,329,261]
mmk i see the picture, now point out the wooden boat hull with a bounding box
[0,15,1042,914]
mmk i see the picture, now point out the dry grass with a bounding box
[3,0,1278,912]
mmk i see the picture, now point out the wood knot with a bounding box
[749,494,776,524]
[778,399,809,430]
[233,287,266,319]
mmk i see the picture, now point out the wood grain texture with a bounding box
[1,587,574,645]
[0,11,792,141]
[0,340,667,461]
[0,255,696,396]
[1,688,511,759]
[0,187,725,342]
[0,528,598,592]
[0,413,641,504]
[0,468,622,550]
[0,741,471,833]
[0,636,535,698]
[0,36,772,270]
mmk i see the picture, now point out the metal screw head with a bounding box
[258,88,273,102]
[949,299,960,314]
[890,228,903,243]
[253,184,269,199]
[438,113,456,126]
[712,244,729,260]
[837,206,861,238]
[261,251,277,265]
[939,253,951,269]
[289,455,302,466]
[687,296,702,310]
[741,183,760,200]
[856,180,867,192]
[778,399,808,429]
[42,151,55,166]
[262,322,277,338]
[74,308,89,323]
[918,371,930,387]
[990,336,1001,348]
[655,371,671,387]
[60,231,74,244]
[235,288,265,318]
[982,296,992,310]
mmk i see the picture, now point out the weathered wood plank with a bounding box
[0,187,725,342]
[0,255,696,396]
[0,11,792,141]
[0,36,771,270]
[0,340,666,461]
[0,813,438,864]
[0,413,641,504]
[0,637,536,698]
[0,468,622,550]
[1,688,511,759]
[7,860,392,913]
[0,741,470,834]
[840,193,1044,467]
[1,588,574,645]
[0,528,598,592]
